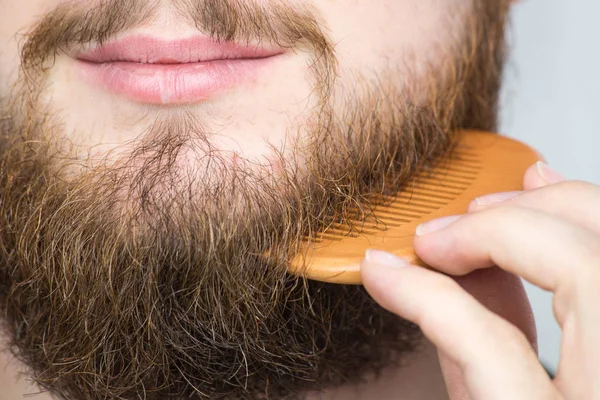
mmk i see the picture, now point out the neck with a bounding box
[306,339,448,400]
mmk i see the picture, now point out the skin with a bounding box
[0,0,473,398]
[0,0,467,164]
[363,161,600,399]
[0,0,544,399]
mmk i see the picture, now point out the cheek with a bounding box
[315,0,470,79]
[0,0,63,90]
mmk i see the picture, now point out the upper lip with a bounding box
[75,35,284,64]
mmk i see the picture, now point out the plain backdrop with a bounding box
[501,0,600,370]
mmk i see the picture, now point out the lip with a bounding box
[74,36,284,104]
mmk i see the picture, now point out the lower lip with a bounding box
[76,57,277,105]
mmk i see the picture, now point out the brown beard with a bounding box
[0,1,509,399]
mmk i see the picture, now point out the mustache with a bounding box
[20,0,336,86]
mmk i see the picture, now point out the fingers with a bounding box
[413,164,600,399]
[437,353,471,400]
[452,268,537,349]
[471,162,600,233]
[522,162,549,190]
[414,205,600,295]
[470,181,600,236]
[361,254,557,400]
[523,161,565,190]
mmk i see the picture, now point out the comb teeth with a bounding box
[306,150,483,244]
[292,131,544,285]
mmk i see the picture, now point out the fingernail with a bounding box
[365,249,410,268]
[475,191,522,206]
[416,215,461,236]
[536,161,565,184]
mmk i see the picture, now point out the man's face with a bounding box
[0,1,509,399]
[2,0,476,164]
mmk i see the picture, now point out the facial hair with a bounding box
[0,0,509,399]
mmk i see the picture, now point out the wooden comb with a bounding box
[288,130,544,285]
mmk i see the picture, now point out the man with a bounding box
[0,0,533,399]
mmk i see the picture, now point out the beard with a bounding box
[0,1,509,399]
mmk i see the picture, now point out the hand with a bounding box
[361,162,600,400]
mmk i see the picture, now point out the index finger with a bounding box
[413,205,600,292]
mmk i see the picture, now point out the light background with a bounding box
[501,0,600,370]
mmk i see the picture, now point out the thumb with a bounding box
[438,268,537,400]
[438,352,471,400]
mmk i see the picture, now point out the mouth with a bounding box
[74,35,284,105]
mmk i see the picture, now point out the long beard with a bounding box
[0,2,509,400]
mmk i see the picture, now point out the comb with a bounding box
[288,130,544,285]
